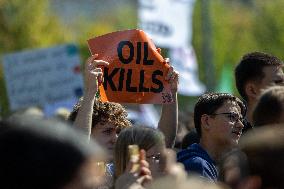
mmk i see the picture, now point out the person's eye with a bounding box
[229,113,238,122]
[274,79,284,84]
[228,114,234,122]
[116,127,121,134]
[154,154,161,160]
[103,129,112,135]
[146,155,153,160]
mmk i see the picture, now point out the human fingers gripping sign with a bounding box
[156,48,162,55]
[168,71,179,94]
[165,63,173,82]
[164,58,179,93]
[85,54,109,96]
[92,68,103,84]
[87,29,173,104]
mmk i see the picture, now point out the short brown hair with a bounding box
[235,52,282,101]
[253,86,284,126]
[194,93,246,138]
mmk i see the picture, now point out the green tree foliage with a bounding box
[0,0,72,116]
[252,0,284,59]
[192,0,284,96]
[0,0,72,52]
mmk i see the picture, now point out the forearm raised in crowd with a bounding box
[158,92,178,148]
[73,93,96,141]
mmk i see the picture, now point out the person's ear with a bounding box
[237,176,262,189]
[245,82,259,100]
[201,114,210,130]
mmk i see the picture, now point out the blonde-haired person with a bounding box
[115,131,187,189]
[115,126,166,179]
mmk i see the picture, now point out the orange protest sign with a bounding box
[87,29,173,104]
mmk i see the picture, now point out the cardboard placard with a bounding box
[2,44,83,111]
[87,29,173,104]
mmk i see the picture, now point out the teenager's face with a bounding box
[256,65,284,95]
[209,100,244,147]
[92,122,118,162]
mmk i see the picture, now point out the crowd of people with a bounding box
[0,51,284,189]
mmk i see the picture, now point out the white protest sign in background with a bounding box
[170,47,205,95]
[2,44,83,114]
[138,0,196,48]
[138,0,205,96]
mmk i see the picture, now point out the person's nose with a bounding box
[235,119,244,129]
[110,131,118,144]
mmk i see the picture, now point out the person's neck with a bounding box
[199,138,228,163]
[246,100,256,124]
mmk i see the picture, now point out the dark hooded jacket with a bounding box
[177,143,218,181]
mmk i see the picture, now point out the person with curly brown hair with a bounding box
[68,54,179,187]
[69,54,178,158]
[69,97,132,162]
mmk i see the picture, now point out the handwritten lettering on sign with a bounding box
[87,29,173,104]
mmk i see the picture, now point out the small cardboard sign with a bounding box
[87,29,173,104]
